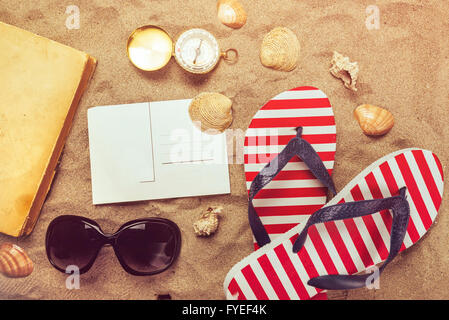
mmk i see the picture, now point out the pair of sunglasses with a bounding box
[45,215,181,276]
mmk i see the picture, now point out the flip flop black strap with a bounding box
[248,127,337,248]
[292,187,410,290]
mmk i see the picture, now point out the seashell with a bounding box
[260,27,300,72]
[330,51,359,91]
[189,92,233,134]
[193,207,222,237]
[217,0,247,29]
[0,243,34,278]
[354,104,394,136]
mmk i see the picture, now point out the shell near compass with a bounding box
[0,243,34,278]
[329,51,359,91]
[260,27,300,72]
[217,0,247,29]
[188,92,233,133]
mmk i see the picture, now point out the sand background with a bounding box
[1,0,448,300]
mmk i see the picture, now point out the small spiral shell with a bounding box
[217,0,247,29]
[354,104,394,136]
[329,51,359,91]
[260,27,300,72]
[189,92,233,134]
[193,207,222,237]
[0,243,34,278]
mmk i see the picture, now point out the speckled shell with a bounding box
[189,92,233,133]
[0,243,34,278]
[354,104,394,136]
[260,27,300,72]
[217,0,247,29]
[193,207,222,237]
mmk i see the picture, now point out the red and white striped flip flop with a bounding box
[225,148,444,300]
[244,86,336,249]
[245,86,336,300]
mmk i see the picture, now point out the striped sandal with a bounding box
[244,86,336,250]
[244,86,337,300]
[225,148,444,300]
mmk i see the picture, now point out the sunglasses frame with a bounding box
[45,215,181,276]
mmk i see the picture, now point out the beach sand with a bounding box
[0,0,448,299]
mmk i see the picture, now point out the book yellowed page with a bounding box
[0,22,96,237]
[88,99,230,204]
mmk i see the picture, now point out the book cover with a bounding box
[0,22,97,237]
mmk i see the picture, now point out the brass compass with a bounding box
[127,26,238,74]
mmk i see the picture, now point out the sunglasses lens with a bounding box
[116,222,179,274]
[47,219,102,272]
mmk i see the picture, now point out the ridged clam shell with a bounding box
[189,92,233,133]
[260,27,300,72]
[217,0,247,29]
[354,104,394,136]
[0,243,34,278]
[193,207,222,237]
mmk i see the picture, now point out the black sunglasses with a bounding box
[45,215,181,276]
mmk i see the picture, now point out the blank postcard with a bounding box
[87,99,230,204]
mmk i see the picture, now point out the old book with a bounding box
[0,22,97,237]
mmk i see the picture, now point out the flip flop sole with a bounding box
[244,86,336,249]
[226,148,444,300]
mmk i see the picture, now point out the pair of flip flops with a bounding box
[224,87,444,300]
